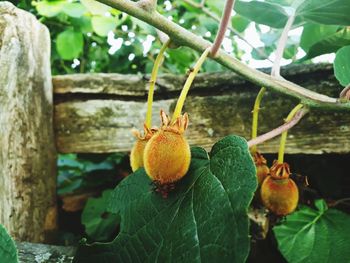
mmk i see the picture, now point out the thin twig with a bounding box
[182,0,272,62]
[329,197,350,207]
[271,14,295,78]
[96,0,350,111]
[247,108,308,148]
[211,0,235,57]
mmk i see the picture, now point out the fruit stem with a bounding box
[145,39,171,128]
[171,47,211,122]
[277,103,304,163]
[251,87,266,153]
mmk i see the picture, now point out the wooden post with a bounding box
[0,2,57,242]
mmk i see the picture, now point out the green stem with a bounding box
[277,103,304,163]
[251,87,266,153]
[145,39,170,128]
[171,47,211,122]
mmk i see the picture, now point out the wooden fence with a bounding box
[0,1,349,249]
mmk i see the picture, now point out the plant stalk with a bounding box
[171,47,211,121]
[251,87,266,153]
[277,103,304,163]
[145,39,170,128]
[210,0,235,57]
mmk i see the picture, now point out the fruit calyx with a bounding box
[269,161,290,180]
[160,109,188,134]
[132,123,156,141]
[253,151,267,166]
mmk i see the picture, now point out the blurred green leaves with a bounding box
[91,16,118,37]
[56,29,84,60]
[82,190,119,241]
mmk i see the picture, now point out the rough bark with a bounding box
[0,2,57,242]
[17,242,76,263]
[53,64,350,154]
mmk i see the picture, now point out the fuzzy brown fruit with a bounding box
[130,125,154,172]
[260,161,299,216]
[253,151,269,186]
[143,110,191,184]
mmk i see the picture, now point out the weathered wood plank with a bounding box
[0,2,57,242]
[17,242,75,263]
[54,64,350,154]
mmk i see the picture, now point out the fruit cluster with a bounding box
[130,110,191,196]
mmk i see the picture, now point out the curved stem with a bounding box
[171,47,211,121]
[210,0,235,57]
[250,87,266,153]
[271,14,295,77]
[145,39,170,128]
[329,197,350,207]
[247,108,308,148]
[277,103,304,163]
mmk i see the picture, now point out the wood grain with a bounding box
[0,2,57,242]
[53,64,350,154]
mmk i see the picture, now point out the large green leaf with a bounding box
[334,45,350,87]
[234,0,350,29]
[0,224,18,263]
[300,23,339,52]
[296,0,350,26]
[301,27,350,60]
[56,29,84,60]
[234,1,289,28]
[274,200,350,263]
[74,135,257,263]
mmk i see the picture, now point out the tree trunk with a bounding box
[0,2,57,242]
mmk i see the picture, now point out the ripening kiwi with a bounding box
[260,161,299,216]
[253,152,269,186]
[143,110,191,184]
[130,125,154,172]
[130,139,148,172]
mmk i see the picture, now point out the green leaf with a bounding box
[81,0,112,15]
[62,3,87,18]
[300,23,339,52]
[35,0,65,17]
[297,0,350,26]
[302,27,350,60]
[0,224,18,263]
[231,15,250,33]
[56,29,83,60]
[234,1,289,28]
[274,199,350,263]
[206,0,225,16]
[71,16,93,34]
[82,190,119,241]
[334,45,350,86]
[74,135,257,263]
[91,16,118,37]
